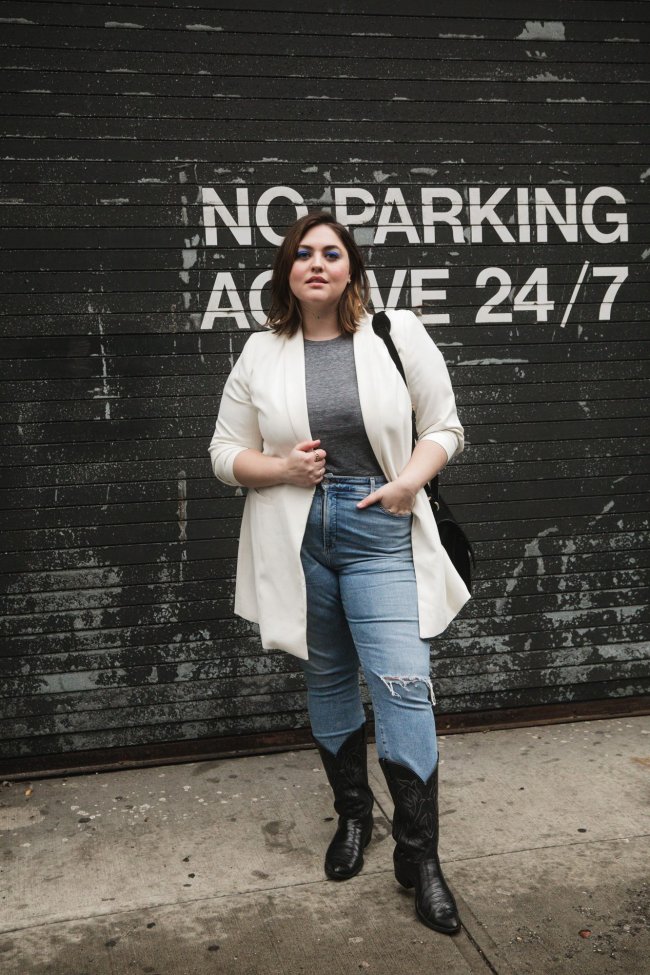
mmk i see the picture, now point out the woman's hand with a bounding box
[356,441,448,515]
[356,477,417,516]
[282,439,327,488]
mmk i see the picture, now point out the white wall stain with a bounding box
[0,17,34,23]
[604,37,641,43]
[528,71,572,82]
[177,471,188,544]
[597,500,615,517]
[458,357,529,365]
[180,233,200,287]
[353,227,374,246]
[440,33,485,39]
[641,247,650,260]
[180,193,189,227]
[105,21,144,29]
[178,169,200,308]
[186,23,224,31]
[518,21,566,41]
[640,168,650,183]
[89,306,114,420]
[496,526,559,613]
[100,198,130,204]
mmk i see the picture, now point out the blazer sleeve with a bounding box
[399,310,464,463]
[208,336,263,487]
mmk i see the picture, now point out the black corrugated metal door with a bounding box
[1,1,649,771]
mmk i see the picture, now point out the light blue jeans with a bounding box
[299,474,438,781]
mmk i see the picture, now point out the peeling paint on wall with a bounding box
[517,22,566,42]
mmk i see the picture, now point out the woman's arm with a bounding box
[209,339,327,489]
[208,341,264,486]
[395,439,449,494]
[233,440,326,489]
[402,309,464,463]
[357,311,463,515]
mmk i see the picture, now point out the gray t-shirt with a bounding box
[304,333,384,477]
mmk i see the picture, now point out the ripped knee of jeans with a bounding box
[379,674,436,707]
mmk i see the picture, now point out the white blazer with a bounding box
[209,308,471,659]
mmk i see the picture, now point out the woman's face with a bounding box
[288,225,351,310]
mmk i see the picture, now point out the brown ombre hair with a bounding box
[266,211,371,337]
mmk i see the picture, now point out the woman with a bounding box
[209,211,470,936]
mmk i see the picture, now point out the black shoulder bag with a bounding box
[371,310,476,593]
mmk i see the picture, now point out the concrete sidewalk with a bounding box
[1,716,649,975]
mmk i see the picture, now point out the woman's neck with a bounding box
[299,303,341,340]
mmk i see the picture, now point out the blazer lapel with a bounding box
[353,312,388,475]
[283,327,312,445]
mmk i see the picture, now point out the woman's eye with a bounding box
[326,251,340,260]
[296,249,310,259]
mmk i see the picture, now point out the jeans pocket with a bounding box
[377,504,412,519]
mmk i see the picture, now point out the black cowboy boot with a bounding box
[314,724,375,881]
[379,757,460,935]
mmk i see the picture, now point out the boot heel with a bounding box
[394,859,415,890]
[363,820,373,848]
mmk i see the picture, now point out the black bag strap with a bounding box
[371,310,440,507]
